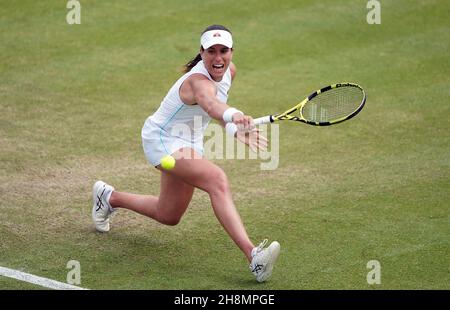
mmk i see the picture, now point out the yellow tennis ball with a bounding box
[160,155,176,170]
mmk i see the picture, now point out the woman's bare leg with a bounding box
[109,147,254,261]
[165,148,255,262]
[109,171,195,226]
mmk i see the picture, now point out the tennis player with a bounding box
[92,25,280,282]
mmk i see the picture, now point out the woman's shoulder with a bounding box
[230,62,236,81]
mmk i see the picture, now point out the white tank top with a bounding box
[149,60,232,144]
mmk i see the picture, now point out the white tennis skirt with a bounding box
[141,118,204,167]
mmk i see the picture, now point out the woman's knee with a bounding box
[155,202,188,226]
[158,215,181,226]
[204,168,230,195]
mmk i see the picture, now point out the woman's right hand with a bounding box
[232,113,255,132]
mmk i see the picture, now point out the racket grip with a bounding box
[253,115,273,125]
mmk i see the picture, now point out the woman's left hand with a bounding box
[236,128,268,152]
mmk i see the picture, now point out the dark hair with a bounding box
[182,24,232,73]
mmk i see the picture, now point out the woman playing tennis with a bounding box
[92,24,280,282]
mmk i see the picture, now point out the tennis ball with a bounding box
[160,155,176,170]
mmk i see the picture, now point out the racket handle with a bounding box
[253,115,273,125]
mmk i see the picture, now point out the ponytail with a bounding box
[182,52,203,73]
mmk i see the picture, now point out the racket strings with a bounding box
[301,87,364,123]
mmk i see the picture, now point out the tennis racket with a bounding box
[254,82,366,126]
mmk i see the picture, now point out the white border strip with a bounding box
[0,266,89,290]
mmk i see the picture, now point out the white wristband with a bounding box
[225,122,238,137]
[223,107,243,123]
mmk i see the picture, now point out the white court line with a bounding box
[0,266,89,290]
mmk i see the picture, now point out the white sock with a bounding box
[251,247,258,258]
[105,189,115,212]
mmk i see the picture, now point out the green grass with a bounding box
[1,0,449,290]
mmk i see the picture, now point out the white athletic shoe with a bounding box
[92,180,115,232]
[250,239,281,282]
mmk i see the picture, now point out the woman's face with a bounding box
[201,44,233,82]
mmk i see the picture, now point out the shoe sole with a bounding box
[92,181,110,232]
